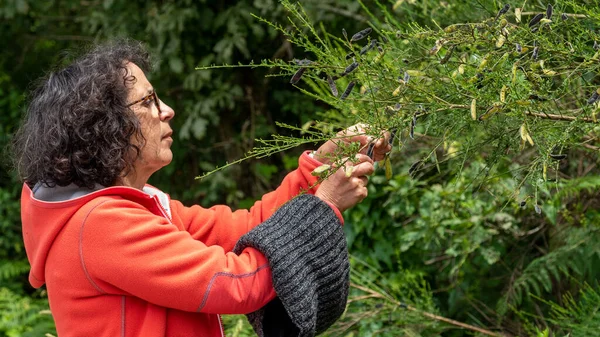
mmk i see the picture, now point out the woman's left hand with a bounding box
[313,123,391,164]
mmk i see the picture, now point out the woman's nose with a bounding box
[159,100,175,121]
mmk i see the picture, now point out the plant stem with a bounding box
[350,283,508,336]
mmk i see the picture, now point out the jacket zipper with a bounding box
[218,314,225,337]
[153,196,225,336]
[152,196,172,223]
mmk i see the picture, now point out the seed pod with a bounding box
[327,75,338,97]
[440,45,455,64]
[550,153,567,160]
[520,123,528,142]
[366,142,375,159]
[528,94,548,101]
[290,68,306,84]
[515,8,522,23]
[340,81,356,100]
[496,34,506,48]
[389,128,397,147]
[543,162,548,181]
[588,90,600,105]
[525,130,534,146]
[495,4,510,20]
[515,43,522,53]
[345,166,356,178]
[546,4,553,19]
[470,98,477,120]
[341,61,359,77]
[444,24,460,33]
[345,52,355,60]
[561,13,568,20]
[529,13,544,27]
[294,59,313,66]
[311,164,331,177]
[520,200,527,209]
[478,54,490,71]
[384,155,393,180]
[478,103,503,121]
[512,62,519,85]
[429,44,439,55]
[429,39,444,55]
[342,28,348,40]
[392,86,401,96]
[410,115,417,139]
[532,46,539,60]
[534,204,542,215]
[500,85,507,102]
[360,40,377,55]
[408,160,423,177]
[350,28,372,42]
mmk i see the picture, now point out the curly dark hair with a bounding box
[12,39,152,189]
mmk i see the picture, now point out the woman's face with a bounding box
[125,62,175,181]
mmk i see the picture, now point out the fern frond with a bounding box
[0,287,55,335]
[498,227,600,315]
[553,176,600,202]
[0,259,30,281]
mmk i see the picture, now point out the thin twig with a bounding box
[521,12,587,18]
[525,111,597,123]
[432,106,596,123]
[403,304,508,337]
[581,143,600,151]
[350,283,507,337]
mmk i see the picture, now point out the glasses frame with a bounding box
[126,91,161,114]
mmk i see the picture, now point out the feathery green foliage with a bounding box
[0,288,55,337]
[221,0,600,210]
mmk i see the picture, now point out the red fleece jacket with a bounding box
[21,152,342,337]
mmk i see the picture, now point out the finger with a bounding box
[339,123,367,138]
[351,161,375,177]
[372,145,392,162]
[354,153,374,164]
[340,124,376,147]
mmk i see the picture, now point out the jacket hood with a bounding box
[21,183,171,288]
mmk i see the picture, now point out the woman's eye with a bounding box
[141,95,155,107]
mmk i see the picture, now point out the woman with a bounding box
[12,39,389,337]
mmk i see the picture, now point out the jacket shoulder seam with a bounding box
[196,263,270,312]
[79,199,112,294]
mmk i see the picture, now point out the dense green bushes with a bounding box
[1,0,600,336]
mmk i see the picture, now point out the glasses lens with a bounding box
[153,92,161,113]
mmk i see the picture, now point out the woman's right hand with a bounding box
[314,154,375,213]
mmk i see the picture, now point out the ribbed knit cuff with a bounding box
[233,194,350,337]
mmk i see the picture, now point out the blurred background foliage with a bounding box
[1,0,599,336]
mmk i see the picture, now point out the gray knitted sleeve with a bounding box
[232,194,350,337]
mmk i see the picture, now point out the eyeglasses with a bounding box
[126,91,161,114]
